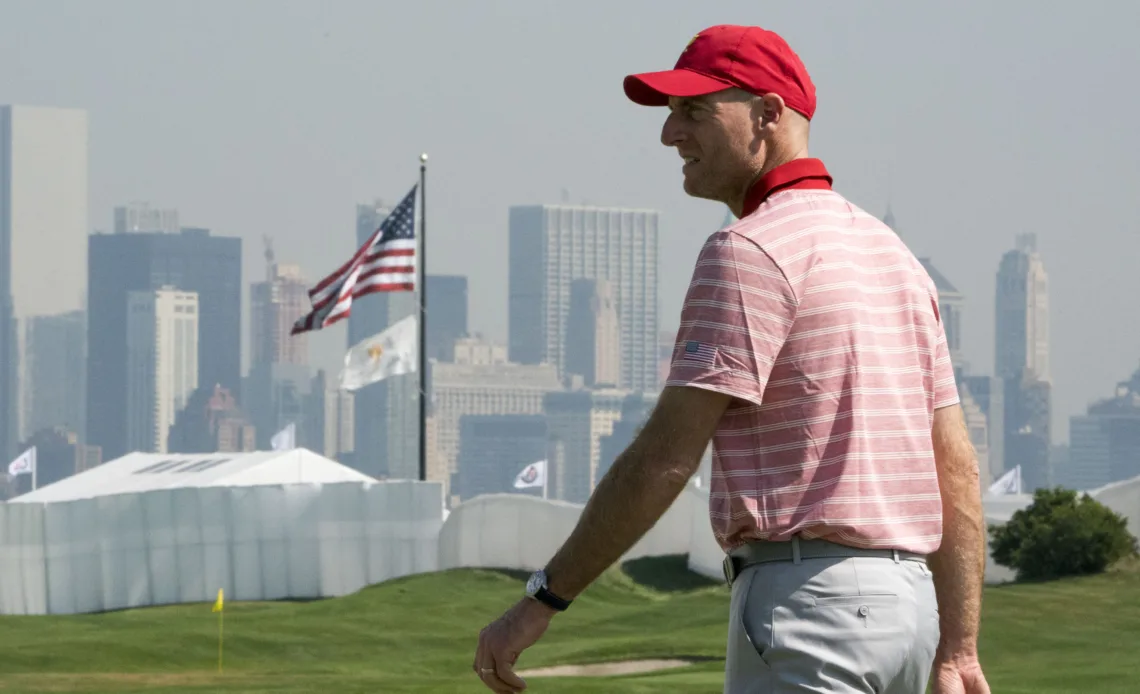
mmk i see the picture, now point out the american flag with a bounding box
[291,185,417,335]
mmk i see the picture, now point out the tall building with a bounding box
[565,278,621,387]
[508,204,659,392]
[426,275,468,362]
[304,369,354,461]
[250,261,310,367]
[247,253,312,448]
[22,310,86,440]
[0,105,88,461]
[995,233,1050,381]
[114,203,179,234]
[126,288,199,454]
[87,227,242,460]
[961,374,1005,480]
[166,384,255,453]
[348,200,418,479]
[994,234,1051,488]
[543,387,630,503]
[1061,366,1140,490]
[455,414,548,501]
[429,346,562,497]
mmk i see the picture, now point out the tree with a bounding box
[989,487,1139,582]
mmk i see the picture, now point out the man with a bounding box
[474,24,991,694]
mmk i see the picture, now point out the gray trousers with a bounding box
[724,545,939,693]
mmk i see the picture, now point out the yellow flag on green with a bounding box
[212,588,224,612]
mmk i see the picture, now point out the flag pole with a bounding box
[417,153,428,483]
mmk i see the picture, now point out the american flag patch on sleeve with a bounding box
[681,340,717,365]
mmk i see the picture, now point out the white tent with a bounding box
[0,449,445,615]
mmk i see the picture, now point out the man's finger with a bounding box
[494,657,527,691]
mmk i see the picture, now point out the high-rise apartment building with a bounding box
[0,105,88,460]
[87,227,241,460]
[509,204,658,392]
[125,288,199,454]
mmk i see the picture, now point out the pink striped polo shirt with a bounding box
[667,159,959,555]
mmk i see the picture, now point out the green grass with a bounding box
[0,555,1135,693]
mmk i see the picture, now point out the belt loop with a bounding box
[892,549,900,563]
[792,535,802,564]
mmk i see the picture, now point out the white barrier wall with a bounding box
[438,486,698,573]
[0,480,444,615]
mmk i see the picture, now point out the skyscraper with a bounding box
[995,233,1050,381]
[564,278,621,387]
[251,261,309,367]
[994,233,1051,489]
[508,204,659,392]
[22,310,86,440]
[87,227,241,460]
[425,274,468,362]
[125,288,199,453]
[0,105,88,460]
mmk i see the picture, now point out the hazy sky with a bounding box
[3,0,1138,441]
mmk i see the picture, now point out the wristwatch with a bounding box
[525,569,572,611]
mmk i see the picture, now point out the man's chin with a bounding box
[681,178,722,203]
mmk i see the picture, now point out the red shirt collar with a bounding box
[741,158,833,217]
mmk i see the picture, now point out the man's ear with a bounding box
[756,92,786,131]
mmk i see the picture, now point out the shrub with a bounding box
[989,487,1139,582]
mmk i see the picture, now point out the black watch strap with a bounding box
[533,585,572,611]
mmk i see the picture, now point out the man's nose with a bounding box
[660,112,686,148]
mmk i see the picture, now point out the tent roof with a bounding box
[9,448,377,504]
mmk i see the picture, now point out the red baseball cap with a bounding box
[623,25,817,120]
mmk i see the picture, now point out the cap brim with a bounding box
[623,68,736,106]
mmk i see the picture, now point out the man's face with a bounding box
[660,91,762,204]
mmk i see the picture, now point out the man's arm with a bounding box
[928,403,986,660]
[541,385,731,601]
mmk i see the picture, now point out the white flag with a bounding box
[988,465,1022,495]
[7,447,35,477]
[513,460,546,490]
[339,314,417,391]
[271,423,296,451]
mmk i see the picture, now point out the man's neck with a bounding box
[729,149,810,217]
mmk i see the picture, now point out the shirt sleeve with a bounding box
[931,301,961,410]
[666,231,798,408]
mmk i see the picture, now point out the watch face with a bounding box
[525,570,545,596]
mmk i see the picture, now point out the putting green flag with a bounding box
[213,588,225,672]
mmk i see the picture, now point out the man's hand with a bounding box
[473,598,555,693]
[932,653,991,694]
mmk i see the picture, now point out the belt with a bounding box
[722,536,927,585]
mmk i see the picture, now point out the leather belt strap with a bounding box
[722,536,926,585]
